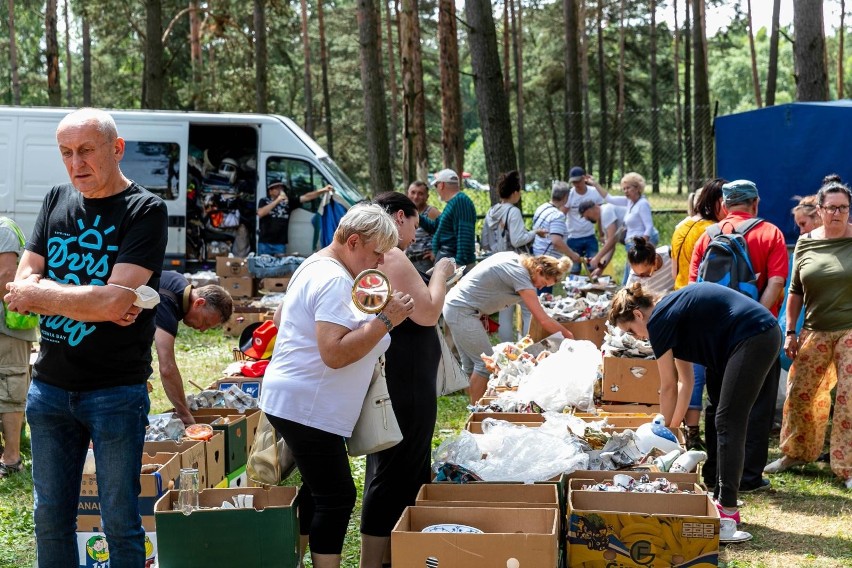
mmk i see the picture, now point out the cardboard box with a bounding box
[154,486,298,567]
[599,403,661,414]
[392,506,559,568]
[192,408,261,458]
[194,415,247,473]
[76,530,157,568]
[258,277,291,293]
[415,483,559,511]
[204,431,227,488]
[216,256,249,278]
[567,482,719,567]
[212,375,263,399]
[143,439,209,489]
[78,452,181,534]
[222,307,267,337]
[219,276,256,299]
[602,355,661,404]
[529,316,607,345]
[227,465,248,488]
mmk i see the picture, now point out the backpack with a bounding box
[696,217,763,301]
[481,205,530,255]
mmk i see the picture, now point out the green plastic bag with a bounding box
[4,304,39,330]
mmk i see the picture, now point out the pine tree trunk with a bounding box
[838,0,845,99]
[684,0,693,189]
[300,0,314,134]
[692,0,712,188]
[144,0,164,109]
[673,0,683,193]
[502,1,511,94]
[81,1,91,105]
[617,0,625,174]
[464,0,517,196]
[357,0,394,194]
[9,0,21,105]
[565,0,585,170]
[189,0,202,109]
[596,0,607,185]
[794,0,829,101]
[650,0,660,193]
[438,0,463,175]
[765,0,781,106]
[254,0,268,113]
[400,0,428,185]
[747,0,762,107]
[580,0,594,175]
[64,0,72,106]
[511,0,525,189]
[46,0,61,105]
[545,94,562,180]
[384,0,399,166]
[318,0,334,156]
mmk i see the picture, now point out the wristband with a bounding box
[785,330,797,336]
[376,312,393,333]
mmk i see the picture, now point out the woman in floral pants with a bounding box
[766,180,852,489]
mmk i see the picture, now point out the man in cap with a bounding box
[257,180,334,256]
[689,179,788,494]
[564,167,605,275]
[154,271,234,425]
[579,199,626,275]
[418,169,477,267]
[4,107,168,565]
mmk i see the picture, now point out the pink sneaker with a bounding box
[715,500,741,524]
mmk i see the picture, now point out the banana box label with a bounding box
[567,512,719,567]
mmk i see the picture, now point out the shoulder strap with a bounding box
[502,206,513,240]
[734,217,763,235]
[532,203,556,227]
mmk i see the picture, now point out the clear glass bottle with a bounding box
[178,467,200,515]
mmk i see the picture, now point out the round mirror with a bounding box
[352,269,392,314]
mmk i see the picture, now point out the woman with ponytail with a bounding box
[608,281,782,526]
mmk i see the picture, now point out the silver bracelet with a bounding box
[376,312,393,333]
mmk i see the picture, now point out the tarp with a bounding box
[715,101,852,244]
[320,199,347,248]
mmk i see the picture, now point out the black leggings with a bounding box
[266,414,356,555]
[707,325,782,508]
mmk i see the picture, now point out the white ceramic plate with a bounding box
[421,523,483,534]
[720,530,753,544]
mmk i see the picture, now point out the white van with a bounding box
[0,107,366,270]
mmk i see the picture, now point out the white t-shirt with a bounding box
[565,186,604,238]
[444,252,535,315]
[600,203,626,234]
[259,256,391,437]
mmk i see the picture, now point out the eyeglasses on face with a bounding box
[821,205,850,215]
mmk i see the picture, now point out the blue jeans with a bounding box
[27,380,150,568]
[257,242,286,256]
[565,234,599,275]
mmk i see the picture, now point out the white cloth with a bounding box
[604,195,655,241]
[259,256,390,437]
[565,187,604,238]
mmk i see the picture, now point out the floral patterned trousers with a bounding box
[780,328,852,481]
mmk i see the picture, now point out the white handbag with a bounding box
[435,325,470,396]
[347,356,403,456]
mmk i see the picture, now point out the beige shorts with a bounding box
[0,334,31,413]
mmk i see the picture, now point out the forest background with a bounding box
[0,0,845,200]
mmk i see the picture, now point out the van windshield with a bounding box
[319,157,366,205]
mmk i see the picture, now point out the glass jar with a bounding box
[178,467,200,515]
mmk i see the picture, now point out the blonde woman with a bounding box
[443,253,574,403]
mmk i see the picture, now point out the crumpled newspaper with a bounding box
[540,292,612,322]
[481,338,540,391]
[186,384,257,411]
[601,321,655,358]
[145,413,186,441]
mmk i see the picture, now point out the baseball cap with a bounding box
[722,179,759,204]
[432,169,460,186]
[568,166,586,183]
[239,320,278,360]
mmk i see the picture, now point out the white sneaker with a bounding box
[764,455,807,474]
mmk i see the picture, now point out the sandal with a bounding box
[0,459,23,478]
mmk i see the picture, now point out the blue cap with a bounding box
[568,166,585,182]
[722,179,759,204]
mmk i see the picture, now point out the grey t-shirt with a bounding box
[445,252,535,314]
[0,222,40,342]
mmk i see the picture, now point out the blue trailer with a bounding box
[715,101,852,243]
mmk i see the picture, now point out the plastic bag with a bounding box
[516,339,601,412]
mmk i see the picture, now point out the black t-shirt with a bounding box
[27,182,168,390]
[258,194,297,245]
[155,271,190,337]
[646,282,778,373]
